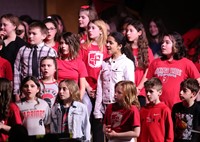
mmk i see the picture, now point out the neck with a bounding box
[5,32,16,42]
[45,39,55,47]
[131,42,138,49]
[183,100,194,108]
[42,77,56,83]
[63,99,72,107]
[112,52,122,60]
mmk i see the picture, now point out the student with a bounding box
[0,78,22,141]
[50,79,91,142]
[40,56,58,108]
[138,77,173,142]
[78,5,98,43]
[172,78,200,142]
[146,31,200,109]
[0,14,27,70]
[80,19,108,142]
[16,20,28,42]
[94,32,135,119]
[57,32,88,99]
[103,81,140,142]
[14,21,57,102]
[126,19,154,106]
[43,18,60,53]
[16,76,51,136]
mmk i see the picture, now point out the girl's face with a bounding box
[59,38,69,55]
[22,80,39,100]
[126,25,141,42]
[16,24,25,39]
[149,21,159,36]
[88,22,102,40]
[79,11,90,28]
[45,22,57,41]
[59,82,70,100]
[161,35,173,57]
[0,18,16,36]
[40,59,56,78]
[114,85,123,102]
[106,36,121,55]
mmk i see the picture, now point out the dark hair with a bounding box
[161,31,187,60]
[0,78,12,120]
[29,21,48,35]
[19,15,33,25]
[20,76,41,104]
[47,14,66,33]
[43,18,60,41]
[147,17,167,44]
[16,20,28,41]
[59,32,80,60]
[40,56,58,80]
[180,78,200,95]
[126,19,150,69]
[144,77,162,91]
[108,32,135,66]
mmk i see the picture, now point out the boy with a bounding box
[138,77,174,142]
[172,78,200,142]
[14,21,57,102]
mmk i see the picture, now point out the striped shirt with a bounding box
[14,42,57,95]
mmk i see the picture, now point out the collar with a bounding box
[108,54,126,63]
[36,42,45,48]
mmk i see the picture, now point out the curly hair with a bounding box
[126,20,150,69]
[0,78,12,120]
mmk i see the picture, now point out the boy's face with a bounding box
[180,87,195,102]
[29,27,46,45]
[145,86,161,104]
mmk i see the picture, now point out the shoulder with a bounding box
[9,102,20,110]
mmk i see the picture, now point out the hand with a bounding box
[86,87,96,98]
[0,30,6,39]
[105,128,117,140]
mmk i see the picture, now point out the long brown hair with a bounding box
[0,78,12,120]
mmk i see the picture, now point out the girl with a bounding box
[78,5,98,43]
[16,76,51,136]
[80,19,108,142]
[43,18,60,53]
[0,14,27,70]
[0,78,22,141]
[57,32,88,99]
[147,17,167,58]
[94,32,135,119]
[126,19,154,106]
[40,56,58,108]
[50,79,91,142]
[103,81,140,142]
[16,20,28,42]
[147,31,200,109]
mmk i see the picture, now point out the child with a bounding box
[94,32,135,119]
[40,56,58,108]
[146,31,200,109]
[14,21,57,102]
[78,5,98,43]
[138,77,173,142]
[16,76,51,136]
[103,81,140,142]
[172,78,200,142]
[126,19,154,106]
[50,79,91,142]
[0,78,22,141]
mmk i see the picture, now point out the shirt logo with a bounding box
[88,51,103,68]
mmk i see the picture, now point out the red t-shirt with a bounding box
[0,57,13,81]
[52,42,59,53]
[0,103,22,141]
[132,47,154,96]
[80,44,109,89]
[57,58,88,83]
[104,103,140,133]
[138,102,173,142]
[147,58,200,109]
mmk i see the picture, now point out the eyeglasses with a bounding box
[16,29,25,35]
[47,27,56,31]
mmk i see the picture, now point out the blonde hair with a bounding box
[85,19,108,52]
[115,81,140,109]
